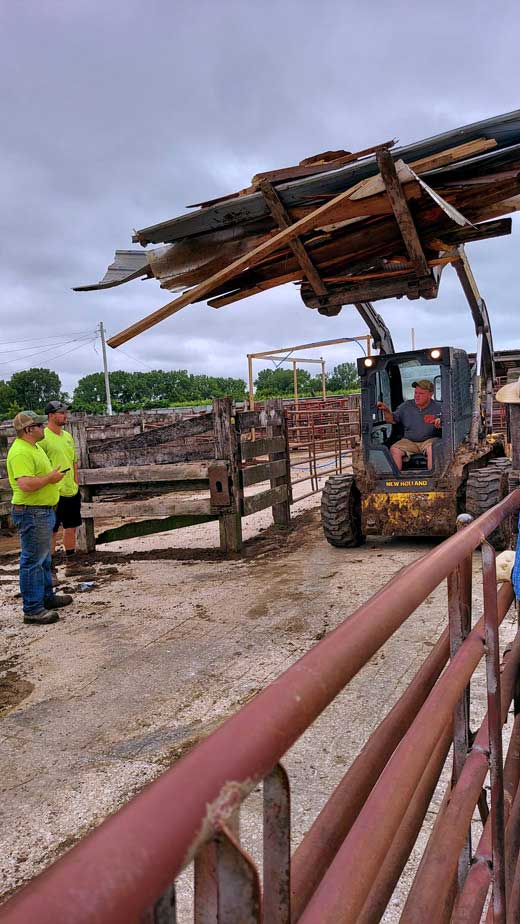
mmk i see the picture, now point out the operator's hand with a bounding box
[47,467,65,484]
[376,401,389,411]
[434,417,441,429]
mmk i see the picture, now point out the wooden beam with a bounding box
[256,179,327,296]
[242,459,287,488]
[78,462,211,485]
[82,496,214,518]
[106,173,394,347]
[243,484,289,517]
[241,436,287,461]
[376,148,430,277]
[303,274,438,311]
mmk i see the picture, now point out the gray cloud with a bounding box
[1,0,520,397]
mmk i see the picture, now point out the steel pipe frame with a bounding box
[2,491,520,924]
[298,582,515,924]
[451,714,520,923]
[291,627,450,920]
[388,585,520,923]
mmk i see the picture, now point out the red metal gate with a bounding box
[2,492,520,923]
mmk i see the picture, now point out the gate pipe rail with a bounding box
[401,595,520,921]
[451,714,520,922]
[297,582,515,924]
[1,489,520,924]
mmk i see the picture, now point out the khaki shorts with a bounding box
[392,438,437,457]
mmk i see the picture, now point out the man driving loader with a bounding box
[376,379,442,471]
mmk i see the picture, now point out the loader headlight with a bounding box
[430,348,441,359]
[364,358,374,367]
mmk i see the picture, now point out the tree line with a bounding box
[0,363,360,418]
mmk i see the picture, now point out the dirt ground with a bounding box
[1,492,517,920]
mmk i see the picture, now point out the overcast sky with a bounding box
[1,1,520,397]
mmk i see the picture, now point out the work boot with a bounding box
[24,609,59,625]
[44,594,73,609]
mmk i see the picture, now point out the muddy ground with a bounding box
[1,495,517,920]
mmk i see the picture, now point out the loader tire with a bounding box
[465,461,512,551]
[321,474,364,548]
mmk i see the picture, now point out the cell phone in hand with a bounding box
[60,467,71,473]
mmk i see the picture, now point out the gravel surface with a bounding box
[1,492,517,920]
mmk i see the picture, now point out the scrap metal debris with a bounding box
[75,109,520,346]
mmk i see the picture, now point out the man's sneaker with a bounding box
[24,609,59,625]
[44,594,73,609]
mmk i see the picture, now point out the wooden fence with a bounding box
[73,397,291,553]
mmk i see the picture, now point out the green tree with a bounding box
[9,368,67,412]
[0,380,20,420]
[327,362,359,392]
[255,367,313,397]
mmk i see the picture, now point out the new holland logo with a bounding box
[385,480,429,487]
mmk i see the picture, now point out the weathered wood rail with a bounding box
[73,397,292,553]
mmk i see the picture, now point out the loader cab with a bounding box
[357,347,472,481]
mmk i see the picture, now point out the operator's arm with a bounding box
[376,401,396,424]
[17,468,64,493]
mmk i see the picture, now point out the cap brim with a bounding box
[496,382,520,404]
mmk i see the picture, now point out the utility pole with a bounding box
[98,321,113,416]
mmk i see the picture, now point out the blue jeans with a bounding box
[11,506,55,615]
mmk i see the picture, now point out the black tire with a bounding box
[465,461,512,551]
[321,474,365,548]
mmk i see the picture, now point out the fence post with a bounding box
[266,399,291,528]
[213,398,242,553]
[69,418,96,553]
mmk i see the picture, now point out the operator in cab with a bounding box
[376,378,442,471]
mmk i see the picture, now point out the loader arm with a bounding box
[353,302,395,355]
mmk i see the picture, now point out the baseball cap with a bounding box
[45,400,69,414]
[13,410,47,432]
[412,379,434,392]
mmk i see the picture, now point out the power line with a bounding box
[0,330,97,349]
[1,337,97,370]
[0,334,95,365]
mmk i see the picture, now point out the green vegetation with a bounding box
[0,362,359,419]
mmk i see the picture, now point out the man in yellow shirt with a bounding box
[7,411,73,624]
[40,401,82,568]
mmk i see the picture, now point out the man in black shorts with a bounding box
[40,402,83,569]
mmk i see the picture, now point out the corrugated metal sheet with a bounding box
[74,250,149,292]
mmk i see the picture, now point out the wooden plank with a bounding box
[89,446,215,468]
[82,496,214,519]
[237,408,284,431]
[91,481,210,497]
[69,419,96,553]
[96,514,217,545]
[408,137,497,175]
[188,141,398,207]
[78,462,211,485]
[106,173,397,347]
[213,397,242,552]
[256,179,327,296]
[90,413,213,453]
[240,436,286,461]
[266,398,291,527]
[242,459,287,487]
[243,484,289,517]
[376,148,430,277]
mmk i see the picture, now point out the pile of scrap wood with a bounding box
[75,109,520,346]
